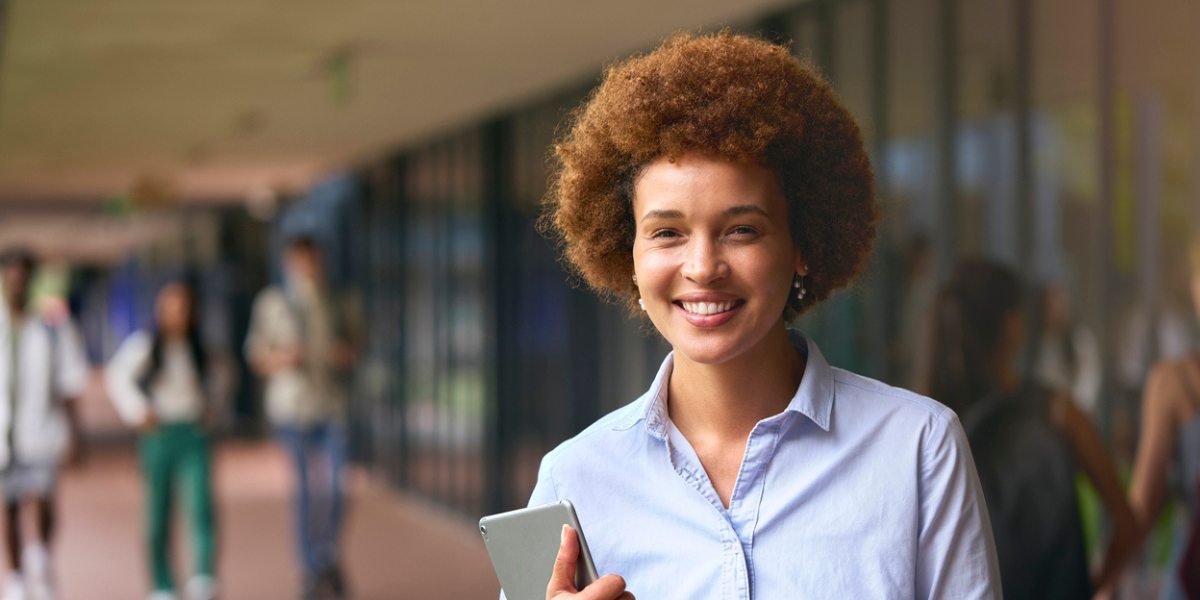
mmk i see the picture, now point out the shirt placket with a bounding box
[665,418,783,600]
[728,419,783,600]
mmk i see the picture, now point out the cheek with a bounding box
[737,246,795,293]
[632,248,679,294]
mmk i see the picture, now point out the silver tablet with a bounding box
[479,500,600,600]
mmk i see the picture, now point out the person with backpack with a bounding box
[919,259,1136,599]
[105,280,217,600]
[244,235,360,600]
[0,248,88,600]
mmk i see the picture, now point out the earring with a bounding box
[638,298,646,311]
[632,275,637,283]
[794,273,806,300]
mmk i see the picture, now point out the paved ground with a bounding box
[48,440,500,600]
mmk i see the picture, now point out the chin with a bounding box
[666,328,765,366]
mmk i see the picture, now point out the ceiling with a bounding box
[0,0,794,203]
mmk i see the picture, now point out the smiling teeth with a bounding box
[681,301,736,316]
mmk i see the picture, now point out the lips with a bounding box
[672,297,746,327]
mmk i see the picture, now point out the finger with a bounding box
[616,593,636,600]
[547,525,579,597]
[577,574,626,600]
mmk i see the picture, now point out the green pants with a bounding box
[138,423,216,592]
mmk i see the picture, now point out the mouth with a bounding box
[675,300,745,316]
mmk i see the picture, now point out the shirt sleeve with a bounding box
[53,320,89,401]
[916,411,1003,600]
[528,453,560,507]
[103,331,153,426]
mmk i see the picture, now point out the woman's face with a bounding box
[632,153,804,365]
[156,284,193,337]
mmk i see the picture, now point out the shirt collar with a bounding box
[614,329,835,438]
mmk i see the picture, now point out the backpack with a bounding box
[960,385,1091,600]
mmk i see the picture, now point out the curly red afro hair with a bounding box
[543,32,877,319]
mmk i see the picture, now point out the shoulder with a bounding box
[831,367,958,428]
[827,368,972,467]
[250,286,291,317]
[538,398,649,478]
[250,284,283,304]
[117,330,153,353]
[107,331,153,372]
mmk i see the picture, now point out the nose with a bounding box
[680,235,728,285]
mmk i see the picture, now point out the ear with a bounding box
[793,249,808,277]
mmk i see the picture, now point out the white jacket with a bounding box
[0,314,88,468]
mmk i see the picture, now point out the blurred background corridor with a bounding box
[52,440,496,600]
[0,0,1195,597]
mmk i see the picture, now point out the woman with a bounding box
[1096,239,1200,600]
[532,33,1001,600]
[921,260,1134,600]
[106,282,217,600]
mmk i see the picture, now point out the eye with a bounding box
[729,225,759,237]
[650,229,680,239]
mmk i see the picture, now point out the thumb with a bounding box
[548,525,579,597]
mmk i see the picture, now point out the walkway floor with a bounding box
[51,440,500,600]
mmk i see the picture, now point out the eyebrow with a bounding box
[640,204,771,222]
[724,204,770,218]
[640,209,684,221]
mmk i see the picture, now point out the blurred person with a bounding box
[531,33,1001,600]
[0,249,88,600]
[244,236,360,600]
[920,259,1135,600]
[104,281,217,600]
[1032,283,1102,419]
[1095,239,1200,600]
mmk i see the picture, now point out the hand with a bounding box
[261,346,304,374]
[137,411,159,433]
[63,398,86,468]
[64,433,86,468]
[548,525,633,600]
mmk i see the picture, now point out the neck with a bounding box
[6,299,24,318]
[162,328,188,341]
[667,323,804,443]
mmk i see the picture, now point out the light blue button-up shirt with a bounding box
[526,330,1002,599]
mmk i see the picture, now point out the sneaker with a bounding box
[21,545,51,600]
[2,574,25,600]
[19,546,45,580]
[184,575,216,600]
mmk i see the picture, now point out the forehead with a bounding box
[159,284,191,301]
[632,154,785,217]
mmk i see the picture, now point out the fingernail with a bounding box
[561,524,569,545]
